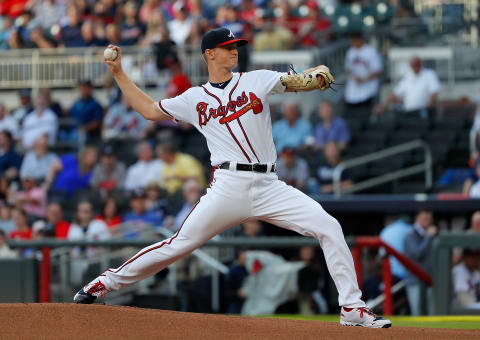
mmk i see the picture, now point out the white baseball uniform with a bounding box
[88,70,365,308]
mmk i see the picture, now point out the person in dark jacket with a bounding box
[0,131,22,178]
[403,210,437,315]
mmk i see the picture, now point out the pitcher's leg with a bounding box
[92,189,248,292]
[256,179,364,308]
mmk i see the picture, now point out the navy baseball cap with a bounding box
[201,28,248,53]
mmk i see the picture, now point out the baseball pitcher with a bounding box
[74,28,391,328]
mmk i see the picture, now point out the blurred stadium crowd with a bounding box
[0,0,479,314]
[0,0,338,51]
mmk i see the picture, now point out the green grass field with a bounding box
[269,315,480,329]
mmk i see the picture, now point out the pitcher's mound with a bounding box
[0,303,478,340]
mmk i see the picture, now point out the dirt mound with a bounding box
[0,304,479,340]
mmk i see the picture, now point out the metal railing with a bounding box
[0,43,350,90]
[10,236,331,308]
[41,227,230,310]
[432,233,480,315]
[333,140,433,197]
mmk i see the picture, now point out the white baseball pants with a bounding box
[94,168,365,308]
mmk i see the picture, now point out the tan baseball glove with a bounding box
[280,65,334,91]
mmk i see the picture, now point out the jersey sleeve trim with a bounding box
[157,100,177,121]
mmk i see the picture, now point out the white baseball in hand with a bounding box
[104,48,117,61]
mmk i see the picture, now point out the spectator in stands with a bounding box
[11,89,33,124]
[167,1,193,46]
[276,146,309,192]
[374,56,440,119]
[123,189,164,238]
[470,211,480,233]
[105,23,121,45]
[171,179,201,232]
[145,182,168,213]
[33,0,67,31]
[237,0,257,25]
[0,177,9,201]
[139,9,166,46]
[45,202,70,239]
[90,144,126,197]
[102,97,149,140]
[380,215,412,280]
[235,220,263,238]
[120,2,145,46]
[463,159,479,195]
[139,0,162,24]
[0,229,17,258]
[225,249,248,314]
[467,160,480,198]
[0,131,22,178]
[272,103,312,153]
[124,142,164,191]
[344,31,382,113]
[94,0,118,25]
[295,2,331,48]
[103,75,122,108]
[68,201,110,240]
[470,100,480,161]
[58,4,84,47]
[14,174,47,218]
[21,91,58,150]
[70,80,103,143]
[0,17,13,50]
[314,100,350,150]
[80,21,103,47]
[29,27,54,49]
[253,10,293,52]
[0,102,19,139]
[0,201,15,236]
[7,28,23,49]
[165,55,192,98]
[92,21,108,45]
[404,210,437,315]
[452,248,480,309]
[223,4,249,72]
[95,196,122,230]
[68,201,110,258]
[297,245,327,314]
[20,134,59,183]
[157,143,205,195]
[49,145,98,197]
[9,208,32,240]
[41,88,63,117]
[16,10,36,48]
[312,142,353,195]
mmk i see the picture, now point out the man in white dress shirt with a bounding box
[344,32,382,112]
[21,93,58,150]
[124,141,164,191]
[374,56,440,118]
[0,102,19,139]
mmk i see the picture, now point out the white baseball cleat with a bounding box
[73,280,109,304]
[340,307,392,328]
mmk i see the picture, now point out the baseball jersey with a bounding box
[157,70,286,166]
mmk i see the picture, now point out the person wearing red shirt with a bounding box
[9,208,32,240]
[296,2,331,47]
[165,55,192,98]
[95,197,122,230]
[46,202,70,239]
[0,0,29,19]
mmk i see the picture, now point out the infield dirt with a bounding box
[1,303,479,340]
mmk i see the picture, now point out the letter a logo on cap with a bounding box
[228,30,234,38]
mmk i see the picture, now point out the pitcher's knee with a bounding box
[311,213,343,237]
